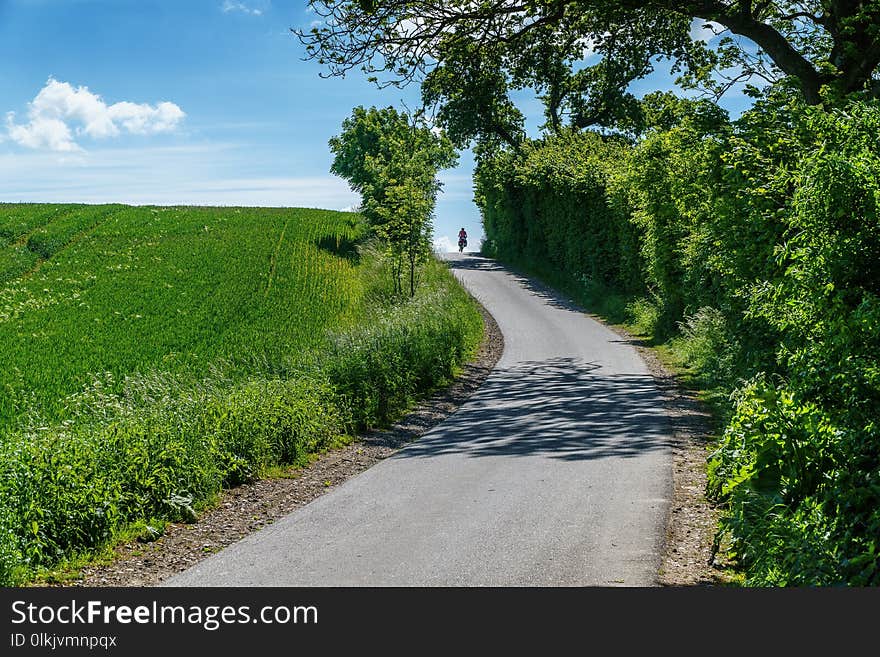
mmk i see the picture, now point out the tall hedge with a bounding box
[475,130,643,294]
[476,95,880,586]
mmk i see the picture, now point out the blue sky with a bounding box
[0,1,755,251]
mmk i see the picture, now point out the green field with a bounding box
[0,203,482,584]
[0,203,368,430]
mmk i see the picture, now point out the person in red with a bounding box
[457,227,468,252]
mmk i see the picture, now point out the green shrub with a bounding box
[703,100,880,587]
[669,306,736,389]
[325,263,482,429]
[706,376,868,585]
[475,130,643,295]
[625,296,661,337]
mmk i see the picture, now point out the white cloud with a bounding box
[690,18,725,42]
[107,101,186,135]
[29,78,118,138]
[433,235,455,253]
[222,1,263,15]
[6,78,186,152]
[6,113,80,152]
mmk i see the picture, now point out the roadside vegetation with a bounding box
[475,93,880,586]
[329,105,458,297]
[297,1,880,585]
[0,203,482,585]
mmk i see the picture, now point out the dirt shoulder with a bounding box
[49,282,729,587]
[608,326,733,586]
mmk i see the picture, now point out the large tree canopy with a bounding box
[296,1,880,144]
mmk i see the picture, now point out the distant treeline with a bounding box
[476,92,880,586]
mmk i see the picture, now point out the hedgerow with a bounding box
[476,93,880,585]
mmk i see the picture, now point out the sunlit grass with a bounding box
[0,203,483,585]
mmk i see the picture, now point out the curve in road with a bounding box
[163,253,672,586]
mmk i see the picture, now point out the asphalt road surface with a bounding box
[163,253,672,587]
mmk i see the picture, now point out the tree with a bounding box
[329,105,457,296]
[296,1,880,145]
[373,165,435,297]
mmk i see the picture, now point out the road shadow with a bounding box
[442,253,504,271]
[445,254,583,313]
[609,336,656,349]
[395,357,671,462]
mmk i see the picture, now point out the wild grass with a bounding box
[0,203,483,585]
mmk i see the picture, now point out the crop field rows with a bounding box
[0,204,94,284]
[0,202,482,584]
[0,204,364,431]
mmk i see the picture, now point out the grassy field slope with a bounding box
[0,203,483,584]
[0,204,368,430]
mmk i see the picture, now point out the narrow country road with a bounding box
[163,253,672,586]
